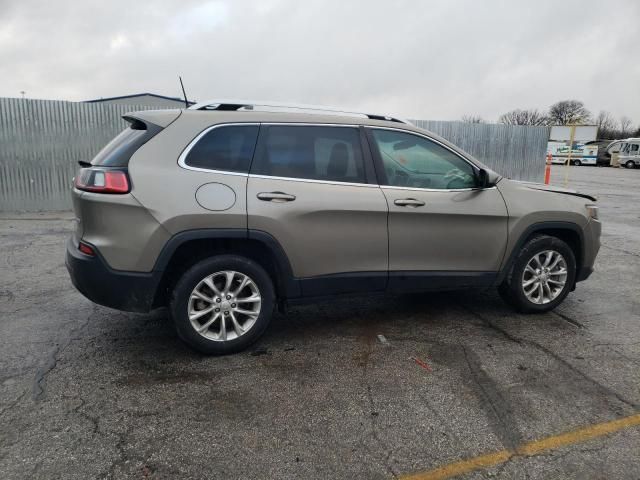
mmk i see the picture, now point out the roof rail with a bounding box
[187,99,412,125]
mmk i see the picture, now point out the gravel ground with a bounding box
[0,166,638,479]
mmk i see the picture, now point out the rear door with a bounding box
[247,124,388,296]
[366,127,508,291]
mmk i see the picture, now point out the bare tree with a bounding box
[547,100,591,125]
[498,109,548,126]
[460,115,485,124]
[619,116,633,137]
[595,111,617,139]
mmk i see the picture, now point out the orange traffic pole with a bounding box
[544,153,552,184]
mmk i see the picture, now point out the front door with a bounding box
[366,127,508,290]
[247,124,388,296]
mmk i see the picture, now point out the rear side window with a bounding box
[92,118,162,167]
[252,125,365,183]
[184,125,259,173]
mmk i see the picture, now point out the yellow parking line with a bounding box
[400,412,640,480]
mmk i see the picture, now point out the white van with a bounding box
[619,138,640,168]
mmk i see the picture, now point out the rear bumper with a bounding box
[65,238,159,313]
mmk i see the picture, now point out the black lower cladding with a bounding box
[297,271,496,297]
[66,227,499,313]
[65,238,160,313]
[576,265,593,282]
[387,271,497,292]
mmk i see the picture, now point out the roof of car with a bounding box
[187,99,412,125]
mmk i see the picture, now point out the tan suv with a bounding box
[66,101,601,354]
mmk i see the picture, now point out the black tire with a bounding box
[626,160,635,169]
[498,235,576,313]
[572,159,581,166]
[170,255,275,355]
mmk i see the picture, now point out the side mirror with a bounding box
[477,169,490,188]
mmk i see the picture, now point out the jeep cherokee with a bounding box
[66,100,601,354]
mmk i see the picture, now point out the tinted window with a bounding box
[253,126,365,183]
[184,125,259,172]
[371,129,476,189]
[92,120,162,166]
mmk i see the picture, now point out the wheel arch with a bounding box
[151,229,300,308]
[497,221,584,284]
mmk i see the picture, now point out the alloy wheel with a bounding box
[187,270,262,341]
[521,250,568,305]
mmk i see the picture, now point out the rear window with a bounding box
[92,119,161,167]
[251,125,365,183]
[183,125,259,173]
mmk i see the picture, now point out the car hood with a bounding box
[508,180,597,202]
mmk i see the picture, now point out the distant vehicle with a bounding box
[548,142,598,166]
[547,125,598,166]
[585,140,619,167]
[619,138,640,168]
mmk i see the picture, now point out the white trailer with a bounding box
[547,125,599,166]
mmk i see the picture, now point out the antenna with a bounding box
[179,76,189,108]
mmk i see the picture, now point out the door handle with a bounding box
[257,191,296,202]
[394,198,425,207]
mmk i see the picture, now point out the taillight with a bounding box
[74,168,130,194]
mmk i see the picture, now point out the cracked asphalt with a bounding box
[1,166,639,479]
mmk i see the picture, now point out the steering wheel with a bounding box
[444,168,472,189]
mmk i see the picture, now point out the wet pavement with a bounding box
[0,166,639,479]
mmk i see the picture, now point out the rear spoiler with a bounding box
[123,109,182,129]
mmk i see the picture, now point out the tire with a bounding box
[498,235,576,313]
[626,160,635,169]
[572,159,581,166]
[170,255,275,355]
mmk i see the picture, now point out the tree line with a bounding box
[461,100,639,139]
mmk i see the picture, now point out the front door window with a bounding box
[371,129,477,190]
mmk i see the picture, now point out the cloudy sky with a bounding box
[1,0,638,123]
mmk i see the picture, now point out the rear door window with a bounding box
[183,125,259,173]
[251,125,365,183]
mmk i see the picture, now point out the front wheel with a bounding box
[626,160,635,169]
[572,159,582,166]
[170,255,275,354]
[499,235,576,313]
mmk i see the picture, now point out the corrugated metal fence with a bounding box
[0,98,549,212]
[0,98,160,211]
[411,120,549,182]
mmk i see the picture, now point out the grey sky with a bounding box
[1,0,638,122]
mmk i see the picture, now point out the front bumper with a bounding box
[576,218,601,283]
[65,238,160,313]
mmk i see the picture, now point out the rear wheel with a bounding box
[572,159,582,166]
[499,235,576,313]
[170,255,275,354]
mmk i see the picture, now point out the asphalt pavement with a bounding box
[0,166,638,479]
